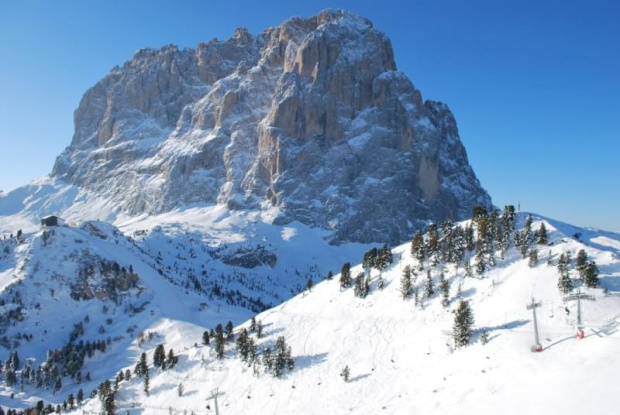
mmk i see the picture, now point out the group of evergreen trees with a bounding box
[200,317,295,379]
[557,249,600,294]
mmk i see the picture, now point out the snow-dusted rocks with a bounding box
[51,9,491,244]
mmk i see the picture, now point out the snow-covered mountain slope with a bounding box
[2,9,491,246]
[0,220,256,409]
[9,212,613,415]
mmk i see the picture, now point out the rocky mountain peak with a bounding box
[51,9,491,244]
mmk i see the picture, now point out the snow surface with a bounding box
[2,213,617,414]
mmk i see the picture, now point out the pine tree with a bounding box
[202,331,210,345]
[546,250,554,266]
[327,271,333,281]
[215,324,225,359]
[340,262,352,289]
[340,365,350,382]
[426,223,439,257]
[453,300,475,348]
[376,244,393,270]
[376,273,385,290]
[153,344,166,369]
[557,253,573,294]
[475,251,486,276]
[143,368,150,397]
[134,352,148,377]
[250,316,257,332]
[77,388,84,406]
[353,272,365,298]
[167,349,177,369]
[306,277,313,292]
[576,249,588,279]
[537,223,548,245]
[362,247,378,270]
[424,271,434,298]
[528,248,538,268]
[440,273,450,308]
[400,265,412,299]
[256,320,263,338]
[236,328,250,362]
[583,261,600,288]
[225,321,234,340]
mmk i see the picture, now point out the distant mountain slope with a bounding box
[7,211,613,415]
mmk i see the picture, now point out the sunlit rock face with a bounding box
[52,9,491,244]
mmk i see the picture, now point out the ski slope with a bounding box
[29,213,618,415]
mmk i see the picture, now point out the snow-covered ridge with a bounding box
[2,211,617,413]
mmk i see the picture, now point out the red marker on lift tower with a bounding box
[564,290,595,339]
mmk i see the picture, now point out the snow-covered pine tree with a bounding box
[557,253,573,294]
[153,344,166,369]
[215,324,225,359]
[353,272,368,298]
[583,261,600,288]
[426,223,439,258]
[411,231,424,262]
[424,271,434,298]
[453,300,475,348]
[341,365,350,382]
[340,262,352,289]
[134,353,148,377]
[576,249,588,279]
[202,331,210,345]
[537,222,548,245]
[400,265,412,299]
[528,248,538,268]
[440,273,450,308]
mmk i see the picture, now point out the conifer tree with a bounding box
[583,261,600,288]
[340,262,352,289]
[77,388,84,406]
[340,365,350,383]
[426,223,439,257]
[134,352,148,377]
[557,253,573,294]
[143,368,150,397]
[440,273,450,308]
[215,324,225,359]
[225,321,234,340]
[250,316,257,332]
[537,223,548,245]
[424,271,434,298]
[153,344,166,369]
[400,265,412,299]
[202,331,210,345]
[236,328,250,362]
[327,271,333,281]
[376,273,385,290]
[576,249,588,279]
[376,244,393,270]
[306,277,313,293]
[546,250,554,266]
[453,300,475,348]
[256,320,263,338]
[528,248,538,268]
[167,349,177,369]
[475,251,486,276]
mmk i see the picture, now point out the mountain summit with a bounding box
[51,9,490,244]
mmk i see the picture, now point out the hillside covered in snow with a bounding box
[1,207,618,414]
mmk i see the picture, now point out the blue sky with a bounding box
[0,0,618,231]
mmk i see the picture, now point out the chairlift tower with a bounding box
[526,297,543,352]
[207,388,224,415]
[564,290,595,339]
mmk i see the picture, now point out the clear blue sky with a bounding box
[0,0,618,231]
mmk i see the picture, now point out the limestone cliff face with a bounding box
[52,9,491,244]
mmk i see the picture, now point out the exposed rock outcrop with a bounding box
[52,9,491,244]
